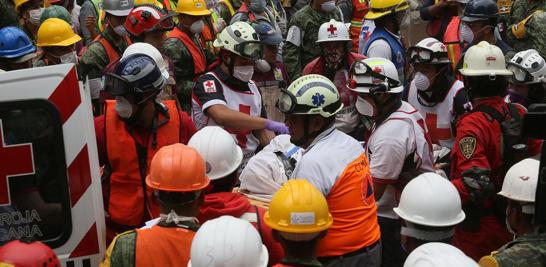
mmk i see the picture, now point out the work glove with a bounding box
[265,119,289,134]
[462,167,495,204]
[512,10,543,39]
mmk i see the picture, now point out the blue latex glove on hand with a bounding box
[265,119,289,134]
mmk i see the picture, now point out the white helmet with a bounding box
[213,21,262,60]
[404,243,479,267]
[507,49,546,84]
[188,216,269,267]
[103,0,135,16]
[317,19,351,43]
[498,158,540,208]
[394,172,465,227]
[122,42,169,80]
[187,126,243,180]
[348,58,404,94]
[459,41,513,77]
[408,37,450,65]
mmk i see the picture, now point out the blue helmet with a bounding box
[0,27,37,59]
[105,53,166,97]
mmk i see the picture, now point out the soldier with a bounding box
[282,0,341,81]
[231,0,278,30]
[479,158,546,267]
[508,0,546,58]
[163,0,214,112]
[35,18,81,67]
[0,0,18,28]
[15,0,44,40]
[0,27,37,71]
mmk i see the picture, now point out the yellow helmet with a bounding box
[36,18,82,47]
[365,0,410,20]
[134,0,164,8]
[175,0,211,16]
[15,0,30,11]
[264,179,333,234]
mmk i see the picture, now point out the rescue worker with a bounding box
[303,19,364,135]
[405,38,470,167]
[39,5,72,24]
[393,172,466,253]
[449,41,542,260]
[231,0,278,29]
[189,126,284,264]
[505,49,546,108]
[163,0,213,112]
[348,58,435,267]
[404,242,479,267]
[440,0,467,71]
[420,0,466,41]
[282,0,341,81]
[252,22,288,122]
[0,0,18,28]
[78,0,102,44]
[189,216,269,267]
[264,179,333,267]
[192,22,286,170]
[35,18,82,67]
[95,53,196,243]
[16,0,44,40]
[101,143,209,266]
[337,0,369,52]
[0,239,61,266]
[0,26,37,71]
[279,74,381,266]
[79,0,134,115]
[479,158,546,267]
[507,0,546,58]
[215,0,238,23]
[124,5,175,49]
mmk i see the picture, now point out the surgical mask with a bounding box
[28,8,43,25]
[113,25,127,37]
[60,51,78,64]
[249,0,267,13]
[115,96,133,118]
[190,20,204,34]
[397,11,410,30]
[321,0,336,12]
[459,23,474,44]
[233,65,255,82]
[355,96,376,117]
[256,59,271,73]
[413,72,431,91]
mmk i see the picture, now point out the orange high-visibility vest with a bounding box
[350,0,368,52]
[135,225,195,267]
[168,27,207,76]
[443,16,462,71]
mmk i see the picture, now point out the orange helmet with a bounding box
[146,143,210,192]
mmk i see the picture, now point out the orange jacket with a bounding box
[104,100,181,227]
[168,27,207,76]
[443,16,462,71]
[350,0,368,52]
[135,225,195,267]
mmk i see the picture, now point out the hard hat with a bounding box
[347,58,404,94]
[498,158,540,203]
[407,37,451,65]
[104,53,166,96]
[175,0,211,16]
[264,179,333,234]
[122,42,170,80]
[459,41,513,76]
[507,49,546,84]
[125,5,175,37]
[214,21,263,60]
[187,126,243,180]
[460,0,498,23]
[404,243,479,267]
[189,215,269,267]
[394,172,466,227]
[15,0,30,11]
[0,27,36,59]
[0,239,61,267]
[135,0,164,8]
[103,0,135,16]
[40,5,72,24]
[365,0,410,20]
[317,19,351,43]
[36,18,82,47]
[146,143,210,192]
[277,74,343,117]
[253,22,283,46]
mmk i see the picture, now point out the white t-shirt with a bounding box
[365,39,392,61]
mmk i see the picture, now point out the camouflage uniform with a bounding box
[479,232,546,267]
[79,29,130,81]
[282,4,340,81]
[507,0,546,57]
[0,0,18,28]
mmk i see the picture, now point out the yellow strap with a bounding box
[351,20,363,27]
[512,10,543,39]
[478,255,499,267]
[219,0,236,16]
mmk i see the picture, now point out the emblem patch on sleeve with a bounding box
[203,80,216,93]
[459,137,477,159]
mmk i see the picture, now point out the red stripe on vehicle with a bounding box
[48,67,81,124]
[67,145,92,207]
[70,223,100,258]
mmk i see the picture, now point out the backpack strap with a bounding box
[472,105,506,124]
[506,103,522,121]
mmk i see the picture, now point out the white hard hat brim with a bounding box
[316,38,352,43]
[105,9,132,17]
[459,69,513,76]
[393,207,466,227]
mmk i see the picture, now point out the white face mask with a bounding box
[233,65,255,82]
[321,0,336,12]
[190,20,204,34]
[113,25,127,36]
[413,72,431,91]
[115,96,133,118]
[28,8,43,25]
[60,51,78,64]
[355,96,376,117]
[255,59,271,73]
[459,23,474,44]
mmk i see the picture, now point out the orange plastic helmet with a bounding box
[146,143,210,192]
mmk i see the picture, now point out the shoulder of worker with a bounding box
[300,129,363,162]
[480,233,546,267]
[80,40,109,66]
[288,5,315,26]
[163,35,191,59]
[107,230,137,266]
[193,71,227,104]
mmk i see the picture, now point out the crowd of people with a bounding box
[0,0,545,266]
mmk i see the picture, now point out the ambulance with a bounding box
[0,64,106,266]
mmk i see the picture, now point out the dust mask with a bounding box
[355,96,376,117]
[459,23,474,44]
[115,96,133,118]
[321,1,336,12]
[233,65,255,82]
[256,59,271,73]
[28,8,43,25]
[60,51,78,64]
[413,72,431,91]
[190,20,204,34]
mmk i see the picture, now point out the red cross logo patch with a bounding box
[327,24,337,35]
[203,80,217,93]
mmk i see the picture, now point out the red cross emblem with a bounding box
[372,66,383,73]
[203,80,217,93]
[0,120,35,206]
[425,113,452,145]
[327,24,337,35]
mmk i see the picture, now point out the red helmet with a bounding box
[125,5,175,37]
[0,240,60,267]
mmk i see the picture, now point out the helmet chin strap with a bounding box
[292,116,331,148]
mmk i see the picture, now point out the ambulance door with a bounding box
[0,64,106,267]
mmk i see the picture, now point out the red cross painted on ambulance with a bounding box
[0,119,35,206]
[425,113,452,145]
[327,24,337,35]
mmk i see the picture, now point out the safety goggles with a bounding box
[276,88,340,116]
[507,63,533,83]
[347,61,400,94]
[234,41,263,60]
[104,73,162,104]
[407,47,448,64]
